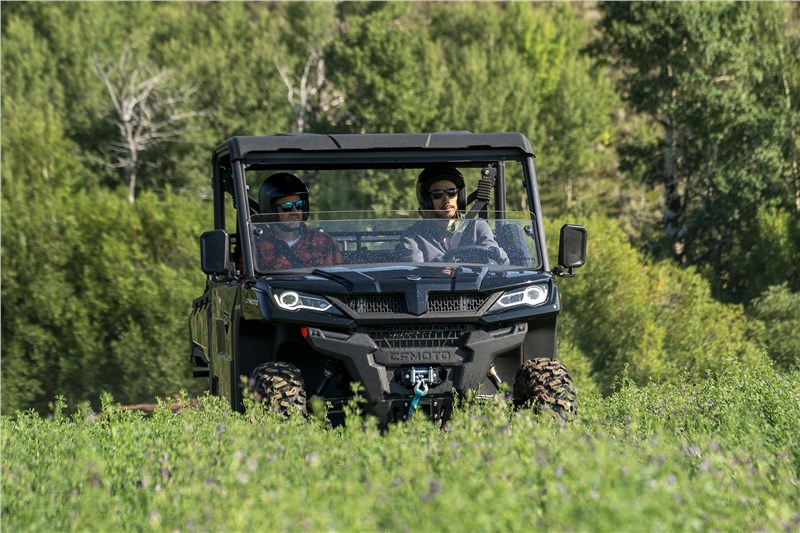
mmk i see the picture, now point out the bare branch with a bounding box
[94,43,208,203]
[275,45,342,134]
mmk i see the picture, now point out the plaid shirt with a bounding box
[254,224,343,271]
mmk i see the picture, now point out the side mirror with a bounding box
[200,229,230,275]
[555,224,587,277]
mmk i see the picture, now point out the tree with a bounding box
[318,2,622,213]
[749,284,800,371]
[94,43,207,203]
[426,2,549,136]
[325,2,449,134]
[591,1,800,302]
[425,2,621,215]
[274,2,343,133]
[535,5,620,217]
[1,95,87,413]
[303,3,452,211]
[538,55,617,215]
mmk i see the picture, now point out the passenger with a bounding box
[254,173,343,270]
[397,167,508,264]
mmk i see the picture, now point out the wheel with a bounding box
[513,357,576,417]
[252,361,308,417]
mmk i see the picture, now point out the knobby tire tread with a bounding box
[513,357,576,418]
[252,361,308,417]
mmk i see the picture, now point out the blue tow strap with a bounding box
[407,381,428,419]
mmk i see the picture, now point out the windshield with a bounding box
[250,213,539,273]
[239,162,542,273]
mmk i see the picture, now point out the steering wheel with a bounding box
[441,245,493,264]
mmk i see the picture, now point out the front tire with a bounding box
[252,361,308,417]
[513,357,576,418]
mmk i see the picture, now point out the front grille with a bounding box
[343,293,489,314]
[360,323,472,349]
[343,295,405,314]
[427,293,488,312]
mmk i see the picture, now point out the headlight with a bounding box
[488,284,549,312]
[273,290,337,313]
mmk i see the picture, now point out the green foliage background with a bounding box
[2,361,798,531]
[2,1,799,414]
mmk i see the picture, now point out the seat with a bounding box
[495,223,533,267]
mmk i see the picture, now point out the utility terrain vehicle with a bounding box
[189,132,586,426]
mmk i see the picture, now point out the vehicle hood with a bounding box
[256,264,550,296]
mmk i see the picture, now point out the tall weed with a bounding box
[3,362,798,532]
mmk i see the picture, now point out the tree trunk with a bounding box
[125,164,136,204]
[661,115,685,259]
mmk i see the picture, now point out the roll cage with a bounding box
[208,132,550,279]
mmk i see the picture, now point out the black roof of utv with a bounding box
[214,132,535,163]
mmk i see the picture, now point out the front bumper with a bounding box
[302,322,528,423]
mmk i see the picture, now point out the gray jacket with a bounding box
[397,218,509,264]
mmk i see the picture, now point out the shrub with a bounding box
[550,215,765,393]
[1,188,210,413]
[748,283,800,371]
[3,366,798,532]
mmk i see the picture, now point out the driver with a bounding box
[253,173,343,270]
[397,167,508,264]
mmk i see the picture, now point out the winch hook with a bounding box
[406,380,429,419]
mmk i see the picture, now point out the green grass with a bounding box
[3,359,799,532]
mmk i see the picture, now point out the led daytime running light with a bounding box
[273,290,333,312]
[489,284,549,312]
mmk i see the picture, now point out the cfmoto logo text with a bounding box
[389,351,451,362]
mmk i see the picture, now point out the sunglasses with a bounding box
[274,200,305,212]
[429,188,459,200]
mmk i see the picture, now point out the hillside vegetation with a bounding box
[2,2,799,412]
[2,360,798,531]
